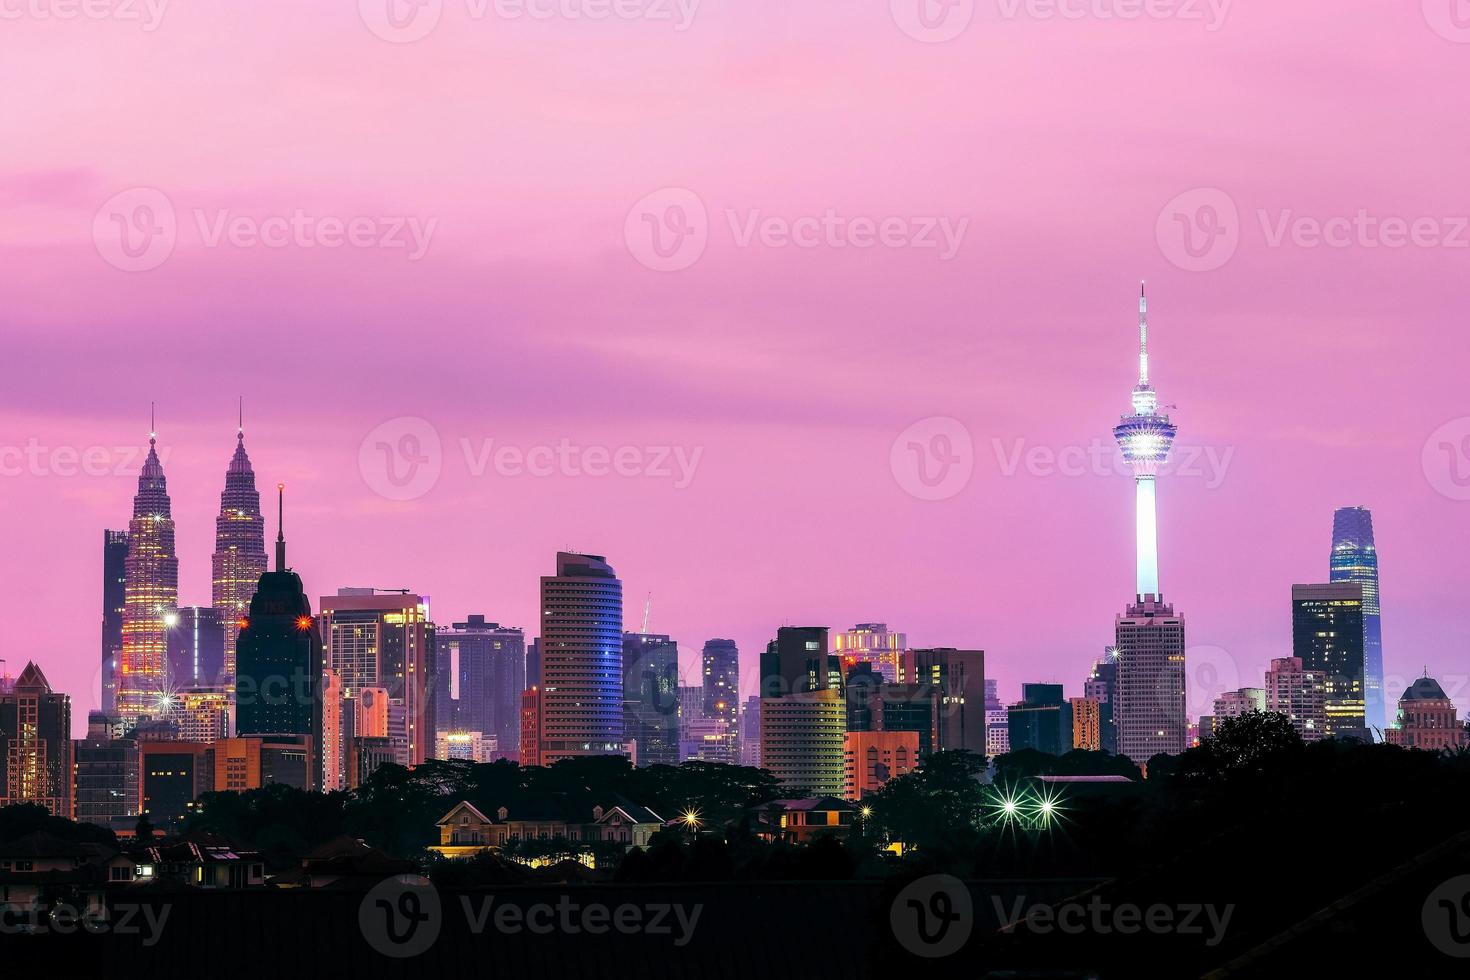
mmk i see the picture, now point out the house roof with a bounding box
[761,797,856,812]
[596,796,664,825]
[1401,676,1451,702]
[436,801,493,827]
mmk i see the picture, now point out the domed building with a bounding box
[1384,675,1468,751]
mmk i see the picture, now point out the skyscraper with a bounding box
[622,632,679,766]
[1007,684,1073,756]
[1292,582,1366,738]
[1110,289,1187,761]
[1084,648,1120,754]
[235,487,322,784]
[166,606,225,688]
[118,418,179,729]
[759,690,845,797]
[1114,596,1187,761]
[760,626,830,698]
[212,408,268,688]
[435,616,525,760]
[740,694,761,768]
[901,648,986,755]
[101,530,128,715]
[0,662,73,818]
[538,552,624,765]
[1330,507,1386,736]
[834,624,905,683]
[320,588,433,769]
[701,638,740,756]
[74,711,140,830]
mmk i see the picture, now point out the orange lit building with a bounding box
[843,730,918,801]
[520,688,541,767]
[1071,696,1102,751]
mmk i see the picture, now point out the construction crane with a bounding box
[640,593,652,635]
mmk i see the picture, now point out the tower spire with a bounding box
[1138,281,1149,386]
[275,483,286,571]
[238,395,244,441]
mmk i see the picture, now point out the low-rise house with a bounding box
[430,796,664,861]
[746,797,857,844]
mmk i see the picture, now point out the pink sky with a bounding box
[3,2,1469,736]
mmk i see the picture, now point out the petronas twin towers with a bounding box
[116,408,268,729]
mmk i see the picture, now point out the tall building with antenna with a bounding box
[118,410,179,729]
[212,400,268,688]
[1330,506,1386,736]
[1111,288,1187,761]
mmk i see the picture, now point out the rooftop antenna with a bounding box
[641,593,652,635]
[275,483,286,571]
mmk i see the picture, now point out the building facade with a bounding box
[843,730,919,801]
[1291,582,1366,738]
[0,663,73,818]
[901,648,985,755]
[834,623,906,683]
[1385,676,1468,751]
[1329,507,1386,736]
[436,616,524,760]
[760,689,845,797]
[622,633,679,766]
[118,428,180,729]
[101,529,129,716]
[1113,596,1187,761]
[1007,684,1073,756]
[74,712,140,829]
[1264,656,1328,742]
[701,638,740,761]
[166,606,226,689]
[538,553,623,765]
[212,421,268,688]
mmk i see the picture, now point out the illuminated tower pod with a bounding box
[212,404,268,688]
[118,415,180,729]
[1112,285,1178,599]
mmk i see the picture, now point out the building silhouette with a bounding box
[622,632,679,766]
[101,529,128,715]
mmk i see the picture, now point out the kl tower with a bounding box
[1112,283,1178,599]
[1111,284,1187,761]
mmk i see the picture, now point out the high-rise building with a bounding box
[538,552,623,765]
[1213,688,1266,720]
[740,694,761,768]
[1114,596,1187,760]
[1071,697,1101,751]
[1384,675,1468,751]
[0,663,73,818]
[759,689,845,797]
[168,687,232,743]
[834,624,906,683]
[520,687,541,766]
[985,708,1010,757]
[901,648,985,755]
[1265,657,1328,742]
[1110,288,1187,762]
[844,730,919,801]
[1007,684,1073,756]
[622,633,680,766]
[74,712,139,830]
[166,606,226,689]
[213,735,314,791]
[321,588,433,769]
[1292,582,1366,739]
[236,488,322,760]
[761,626,830,698]
[321,670,343,791]
[212,411,268,689]
[118,420,179,729]
[101,530,129,715]
[436,616,524,760]
[1330,507,1386,737]
[525,638,542,688]
[1084,649,1120,754]
[140,740,212,830]
[702,638,740,760]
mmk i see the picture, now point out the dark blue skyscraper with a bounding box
[1330,507,1385,736]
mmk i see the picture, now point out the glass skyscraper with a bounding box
[538,552,624,764]
[1330,507,1385,736]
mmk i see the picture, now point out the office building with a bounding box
[844,730,919,801]
[622,632,679,766]
[166,606,226,689]
[1264,656,1329,742]
[1072,697,1102,751]
[140,740,212,830]
[101,529,128,715]
[1385,675,1468,751]
[118,422,180,729]
[1292,582,1366,738]
[986,708,1010,757]
[761,626,831,698]
[436,616,524,759]
[520,687,541,767]
[1007,684,1073,756]
[834,624,906,683]
[702,638,740,761]
[759,689,845,797]
[168,687,232,743]
[74,712,140,829]
[538,552,623,764]
[1330,507,1386,736]
[0,662,73,818]
[212,412,268,687]
[1114,596,1187,760]
[740,695,761,768]
[901,648,985,755]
